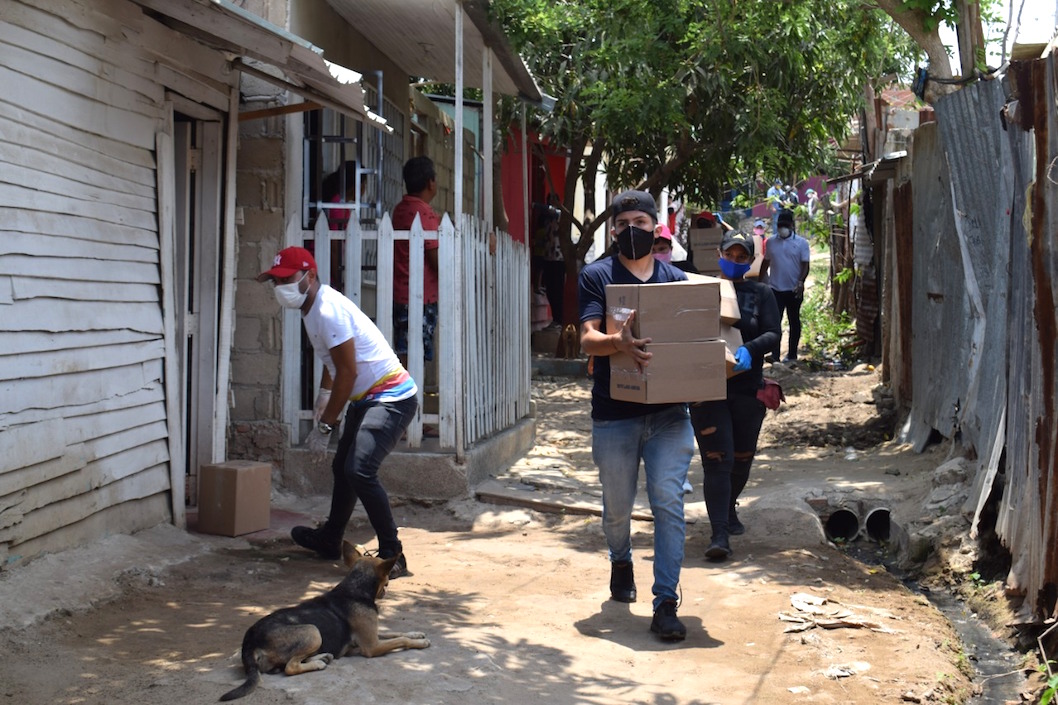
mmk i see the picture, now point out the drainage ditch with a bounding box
[820,504,1028,703]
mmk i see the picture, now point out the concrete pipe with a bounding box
[863,507,892,542]
[824,507,860,542]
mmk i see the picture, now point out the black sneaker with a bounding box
[387,554,411,580]
[291,525,341,560]
[609,560,636,603]
[705,534,732,561]
[650,600,686,641]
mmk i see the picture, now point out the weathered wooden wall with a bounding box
[0,0,231,567]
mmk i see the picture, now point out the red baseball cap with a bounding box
[257,246,316,281]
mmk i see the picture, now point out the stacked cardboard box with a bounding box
[685,273,746,378]
[606,279,728,403]
[688,226,724,275]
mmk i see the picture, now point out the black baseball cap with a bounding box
[720,230,755,258]
[610,190,658,221]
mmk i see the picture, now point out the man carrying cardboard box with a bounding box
[578,190,695,642]
[689,231,780,561]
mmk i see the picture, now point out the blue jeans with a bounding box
[592,405,694,609]
[323,395,418,556]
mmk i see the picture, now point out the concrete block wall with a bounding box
[229,59,292,468]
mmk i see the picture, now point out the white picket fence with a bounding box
[302,211,531,459]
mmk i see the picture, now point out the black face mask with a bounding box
[615,225,656,260]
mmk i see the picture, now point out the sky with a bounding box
[938,0,1057,71]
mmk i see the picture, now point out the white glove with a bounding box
[305,427,331,463]
[313,389,332,422]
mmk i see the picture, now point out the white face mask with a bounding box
[274,271,308,309]
[778,227,793,239]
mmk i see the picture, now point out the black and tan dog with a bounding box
[220,541,430,701]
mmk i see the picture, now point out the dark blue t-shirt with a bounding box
[578,256,688,420]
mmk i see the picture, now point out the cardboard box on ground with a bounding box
[197,461,271,537]
[606,277,740,404]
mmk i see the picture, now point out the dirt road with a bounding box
[0,365,1002,704]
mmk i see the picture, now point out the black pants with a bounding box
[772,289,803,359]
[689,393,767,537]
[323,395,417,556]
[542,259,566,324]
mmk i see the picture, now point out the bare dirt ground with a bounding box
[0,362,1032,705]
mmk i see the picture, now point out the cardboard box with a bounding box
[746,234,765,279]
[686,273,740,324]
[690,247,721,275]
[688,226,724,251]
[719,323,744,378]
[605,280,719,342]
[610,340,727,403]
[197,461,271,537]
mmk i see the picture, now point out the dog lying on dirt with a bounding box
[219,541,430,701]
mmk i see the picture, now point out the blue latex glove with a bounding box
[733,346,752,372]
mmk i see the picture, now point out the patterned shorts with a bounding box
[393,302,438,361]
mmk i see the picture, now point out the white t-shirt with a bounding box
[302,285,417,403]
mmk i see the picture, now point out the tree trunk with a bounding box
[955,0,985,77]
[874,0,960,103]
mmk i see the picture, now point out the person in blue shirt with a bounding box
[578,190,695,642]
[690,231,780,560]
[760,208,812,363]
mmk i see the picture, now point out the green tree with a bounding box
[490,0,917,327]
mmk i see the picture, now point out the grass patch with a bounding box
[800,257,858,366]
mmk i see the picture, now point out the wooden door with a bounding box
[172,116,224,505]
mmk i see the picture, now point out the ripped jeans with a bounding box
[689,393,767,538]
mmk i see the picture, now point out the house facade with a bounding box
[0,0,539,567]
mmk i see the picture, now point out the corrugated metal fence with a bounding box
[897,56,1057,621]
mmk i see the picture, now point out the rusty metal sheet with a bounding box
[904,121,967,450]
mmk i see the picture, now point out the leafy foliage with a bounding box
[802,260,858,365]
[897,0,959,33]
[489,0,919,261]
[1041,660,1058,705]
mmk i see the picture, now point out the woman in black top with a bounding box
[691,231,780,560]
